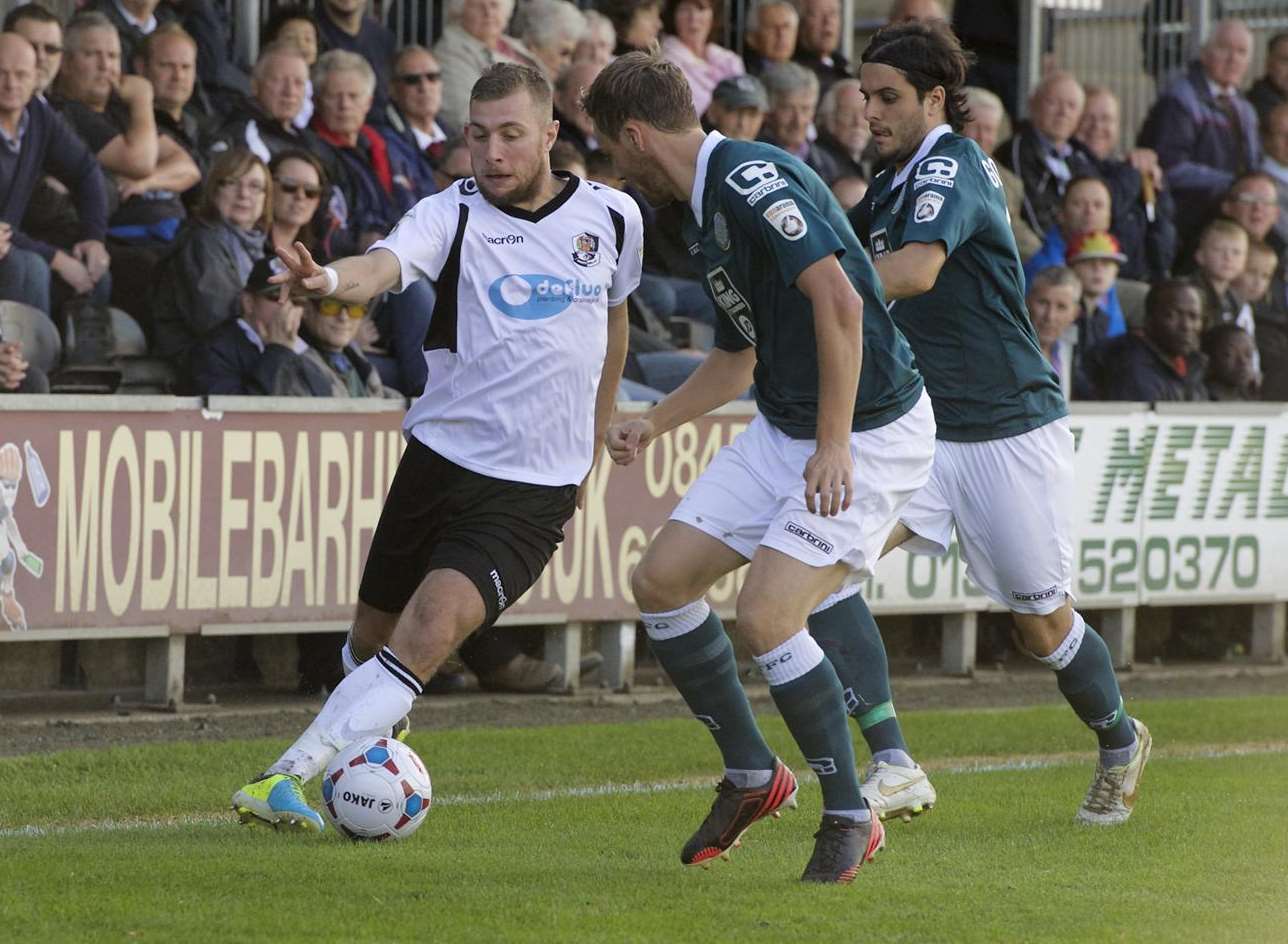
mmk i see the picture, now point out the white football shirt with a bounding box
[370,172,643,486]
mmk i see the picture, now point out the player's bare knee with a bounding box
[1011,601,1075,659]
[734,597,797,656]
[631,558,689,613]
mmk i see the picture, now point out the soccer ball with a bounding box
[321,736,432,841]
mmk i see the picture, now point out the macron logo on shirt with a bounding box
[487,274,605,320]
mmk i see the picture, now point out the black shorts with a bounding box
[359,438,578,628]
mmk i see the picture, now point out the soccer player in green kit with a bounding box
[849,20,1151,825]
[584,51,937,882]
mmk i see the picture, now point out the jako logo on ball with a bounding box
[488,274,602,320]
[322,737,433,841]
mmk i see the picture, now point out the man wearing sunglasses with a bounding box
[232,62,642,832]
[378,44,446,199]
[191,255,323,395]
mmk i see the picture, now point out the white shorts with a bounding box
[899,417,1075,615]
[671,391,936,581]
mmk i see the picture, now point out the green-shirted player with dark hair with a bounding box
[849,20,1152,826]
[584,51,937,883]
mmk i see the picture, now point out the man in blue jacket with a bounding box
[1138,19,1261,243]
[0,33,109,317]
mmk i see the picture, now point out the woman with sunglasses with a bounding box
[269,150,328,259]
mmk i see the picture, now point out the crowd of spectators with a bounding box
[1,0,1287,408]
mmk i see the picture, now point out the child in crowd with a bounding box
[1193,218,1254,335]
[1232,240,1279,314]
[1066,231,1127,356]
[1202,323,1259,401]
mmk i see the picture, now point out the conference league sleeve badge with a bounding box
[914,190,944,223]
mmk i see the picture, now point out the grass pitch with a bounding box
[2,695,1286,944]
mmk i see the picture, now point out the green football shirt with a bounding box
[850,125,1066,442]
[683,133,924,438]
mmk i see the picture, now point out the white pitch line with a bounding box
[3,741,1285,840]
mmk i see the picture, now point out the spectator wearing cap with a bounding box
[792,0,849,97]
[554,60,602,154]
[151,148,270,375]
[1066,231,1129,362]
[316,0,398,121]
[514,0,587,84]
[1249,32,1288,128]
[1202,322,1258,401]
[0,32,109,319]
[813,78,869,180]
[1138,20,1261,243]
[286,296,402,398]
[743,0,797,77]
[703,75,768,141]
[190,254,324,395]
[379,46,446,198]
[759,62,842,185]
[1072,85,1178,282]
[1083,278,1209,402]
[434,0,538,133]
[1023,177,1126,324]
[995,71,1101,239]
[660,0,743,119]
[961,85,1041,261]
[1263,103,1288,247]
[212,43,322,164]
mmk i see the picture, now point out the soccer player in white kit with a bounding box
[231,63,643,831]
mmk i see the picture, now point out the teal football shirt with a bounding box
[851,126,1066,442]
[684,133,923,438]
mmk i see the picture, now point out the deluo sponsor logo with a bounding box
[487,274,603,320]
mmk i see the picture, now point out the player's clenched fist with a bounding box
[606,418,655,465]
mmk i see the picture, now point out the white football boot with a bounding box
[859,760,937,823]
[1076,718,1152,826]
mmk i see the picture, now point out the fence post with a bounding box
[1251,603,1286,664]
[598,621,636,691]
[544,623,585,693]
[144,635,185,707]
[940,612,977,676]
[1100,608,1137,669]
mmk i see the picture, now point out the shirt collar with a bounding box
[1262,155,1288,184]
[891,123,952,188]
[1033,127,1072,158]
[409,121,446,151]
[1206,76,1236,99]
[114,0,158,33]
[690,130,725,226]
[0,108,29,153]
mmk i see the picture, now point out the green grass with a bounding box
[2,696,1286,943]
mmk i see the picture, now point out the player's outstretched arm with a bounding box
[798,255,862,517]
[872,241,947,300]
[270,242,402,303]
[605,347,756,466]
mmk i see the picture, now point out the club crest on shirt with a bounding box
[763,198,807,241]
[571,231,600,267]
[870,227,891,258]
[713,211,730,250]
[914,190,944,222]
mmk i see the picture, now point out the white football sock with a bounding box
[340,630,363,676]
[269,647,422,782]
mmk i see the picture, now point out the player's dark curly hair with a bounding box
[860,20,975,132]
